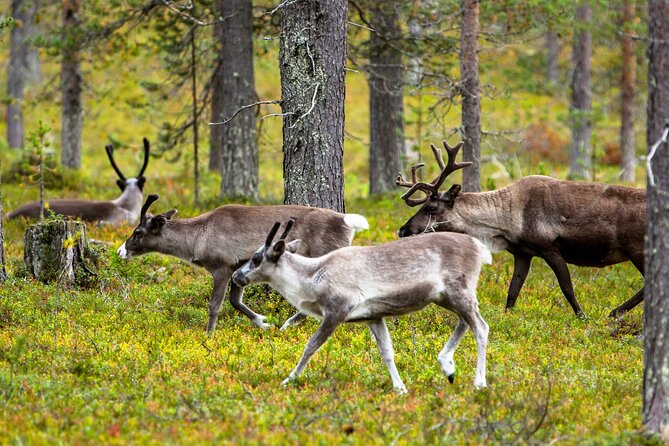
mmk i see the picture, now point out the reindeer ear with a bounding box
[147,215,168,234]
[268,240,286,262]
[285,239,301,253]
[441,184,462,208]
[162,209,177,220]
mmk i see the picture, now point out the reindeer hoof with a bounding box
[448,374,455,384]
[395,385,408,395]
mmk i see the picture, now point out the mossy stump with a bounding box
[24,220,90,286]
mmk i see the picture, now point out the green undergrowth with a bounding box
[0,194,648,445]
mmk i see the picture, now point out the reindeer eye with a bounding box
[251,253,262,266]
[425,205,438,214]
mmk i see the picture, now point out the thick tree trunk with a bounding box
[209,2,224,173]
[643,0,669,440]
[620,0,637,182]
[7,0,41,149]
[24,220,89,286]
[569,2,592,180]
[280,0,347,211]
[368,1,404,195]
[215,0,258,199]
[61,0,83,170]
[460,0,481,192]
[546,28,559,85]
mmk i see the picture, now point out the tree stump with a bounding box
[24,220,91,286]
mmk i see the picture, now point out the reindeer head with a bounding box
[117,194,177,259]
[232,220,301,287]
[106,137,150,192]
[396,141,471,237]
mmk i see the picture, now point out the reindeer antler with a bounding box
[141,194,160,221]
[138,137,150,178]
[396,141,472,207]
[105,144,126,181]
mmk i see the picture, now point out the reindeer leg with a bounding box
[437,317,469,384]
[282,313,342,386]
[506,253,532,310]
[609,287,644,318]
[229,282,271,330]
[367,319,407,394]
[609,255,645,318]
[542,252,585,317]
[280,312,307,331]
[207,270,231,335]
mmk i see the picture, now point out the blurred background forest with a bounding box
[0,0,650,207]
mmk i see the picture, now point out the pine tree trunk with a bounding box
[569,2,592,180]
[61,0,83,170]
[24,220,89,286]
[7,0,40,149]
[620,0,637,182]
[216,0,258,199]
[209,1,224,173]
[369,1,404,195]
[280,0,347,211]
[546,28,559,85]
[460,0,481,192]
[643,0,669,440]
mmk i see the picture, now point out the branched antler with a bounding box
[396,141,472,206]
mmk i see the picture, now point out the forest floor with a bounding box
[0,181,650,444]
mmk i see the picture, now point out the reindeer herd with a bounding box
[6,138,647,393]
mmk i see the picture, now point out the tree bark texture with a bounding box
[280,0,347,212]
[620,0,637,182]
[569,2,592,180]
[214,0,258,199]
[644,0,669,440]
[61,0,83,170]
[24,220,89,286]
[460,0,481,192]
[368,2,404,195]
[209,2,224,173]
[546,28,559,85]
[7,0,41,149]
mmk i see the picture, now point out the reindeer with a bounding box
[117,195,369,334]
[396,141,646,319]
[7,138,150,225]
[232,220,491,393]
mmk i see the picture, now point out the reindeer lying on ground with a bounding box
[232,220,491,393]
[7,138,151,225]
[396,141,646,318]
[117,195,369,334]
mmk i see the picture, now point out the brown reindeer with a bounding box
[117,195,369,334]
[396,141,646,318]
[7,138,150,225]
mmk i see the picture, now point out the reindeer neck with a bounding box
[112,181,143,218]
[455,188,516,232]
[154,220,200,262]
[271,253,321,300]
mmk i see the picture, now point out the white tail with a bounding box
[344,213,369,232]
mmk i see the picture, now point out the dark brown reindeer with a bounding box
[117,195,369,334]
[396,141,646,318]
[7,138,150,225]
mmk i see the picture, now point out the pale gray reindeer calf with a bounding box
[232,220,491,393]
[117,195,369,334]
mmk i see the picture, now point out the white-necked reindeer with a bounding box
[7,138,150,225]
[117,195,369,334]
[232,220,491,393]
